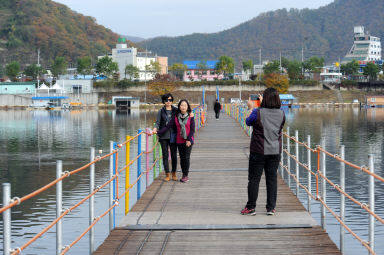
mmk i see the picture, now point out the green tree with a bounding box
[340,60,359,76]
[216,56,235,78]
[124,64,139,80]
[263,60,280,75]
[287,60,302,80]
[169,63,187,80]
[6,61,20,81]
[0,65,5,77]
[303,56,324,73]
[24,64,42,80]
[96,56,119,78]
[281,57,290,69]
[145,60,161,77]
[51,57,68,77]
[242,59,253,73]
[363,62,379,81]
[77,56,92,78]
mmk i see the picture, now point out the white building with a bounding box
[343,26,382,62]
[100,38,164,81]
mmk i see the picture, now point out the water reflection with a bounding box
[284,107,384,255]
[0,109,157,254]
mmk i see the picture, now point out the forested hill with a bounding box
[140,0,384,66]
[0,0,136,67]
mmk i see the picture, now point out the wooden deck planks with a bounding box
[94,113,340,254]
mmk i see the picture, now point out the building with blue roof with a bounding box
[279,94,297,108]
[182,60,224,81]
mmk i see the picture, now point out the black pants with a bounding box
[246,153,280,211]
[159,139,177,173]
[177,143,193,177]
[215,111,220,119]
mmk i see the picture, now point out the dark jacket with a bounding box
[214,101,221,113]
[155,106,177,141]
[158,115,195,145]
[246,108,285,155]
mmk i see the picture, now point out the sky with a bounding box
[54,0,334,39]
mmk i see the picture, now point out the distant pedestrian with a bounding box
[241,88,285,216]
[156,99,195,183]
[214,99,221,120]
[152,93,178,182]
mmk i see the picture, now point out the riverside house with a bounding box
[183,60,224,81]
[0,82,36,94]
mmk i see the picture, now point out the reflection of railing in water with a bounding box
[225,103,383,255]
[0,105,206,255]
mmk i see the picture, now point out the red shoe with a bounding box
[180,176,189,183]
[241,207,256,216]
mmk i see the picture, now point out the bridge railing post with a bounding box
[109,141,114,231]
[286,127,291,188]
[307,135,311,214]
[295,130,299,197]
[146,128,150,188]
[137,130,142,200]
[320,137,326,230]
[368,154,375,253]
[280,131,284,179]
[89,148,95,254]
[340,145,345,254]
[56,160,62,255]
[126,136,131,215]
[2,183,11,255]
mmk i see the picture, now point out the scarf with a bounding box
[178,112,189,139]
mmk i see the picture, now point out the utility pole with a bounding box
[37,48,40,90]
[239,76,242,101]
[144,48,147,103]
[301,47,304,75]
[279,51,282,73]
[259,48,262,65]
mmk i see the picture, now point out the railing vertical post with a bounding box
[137,129,142,200]
[287,127,291,188]
[109,141,114,231]
[320,137,326,230]
[146,128,150,188]
[158,137,163,173]
[153,125,157,178]
[340,145,345,254]
[89,148,95,254]
[281,131,284,179]
[125,136,131,215]
[307,135,311,214]
[295,130,299,197]
[2,183,11,255]
[368,154,375,253]
[56,160,62,255]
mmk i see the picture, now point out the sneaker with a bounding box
[241,207,256,216]
[180,176,189,183]
[266,209,276,216]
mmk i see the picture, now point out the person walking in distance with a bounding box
[214,99,221,120]
[241,88,285,216]
[155,99,195,183]
[152,94,178,181]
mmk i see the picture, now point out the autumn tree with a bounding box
[125,64,139,80]
[77,56,92,78]
[216,56,235,78]
[169,63,187,80]
[148,74,180,96]
[6,61,20,81]
[264,73,289,94]
[51,57,68,77]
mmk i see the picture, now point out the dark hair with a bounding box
[161,93,174,103]
[177,99,192,114]
[260,88,281,109]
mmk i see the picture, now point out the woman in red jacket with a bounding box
[156,99,195,183]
